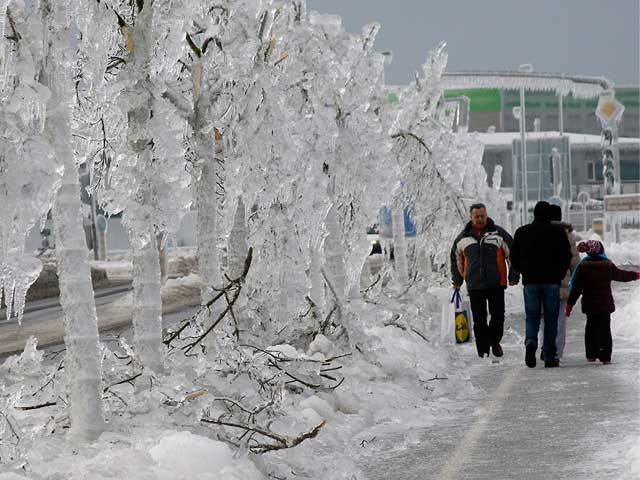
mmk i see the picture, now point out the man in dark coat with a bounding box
[510,201,572,368]
[450,203,520,358]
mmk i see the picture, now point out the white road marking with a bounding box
[437,366,519,480]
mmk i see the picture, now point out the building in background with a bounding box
[478,131,639,201]
[444,86,639,137]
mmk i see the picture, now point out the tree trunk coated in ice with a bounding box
[156,233,167,285]
[323,204,345,302]
[391,207,409,287]
[131,237,164,373]
[53,159,105,442]
[47,99,104,440]
[124,0,164,373]
[227,196,248,280]
[42,0,104,441]
[195,158,221,303]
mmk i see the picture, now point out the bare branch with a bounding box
[15,401,57,411]
[186,33,202,58]
[103,372,143,392]
[5,8,21,43]
[391,131,432,154]
[201,416,326,454]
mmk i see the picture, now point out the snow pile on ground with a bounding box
[149,431,264,480]
[611,283,640,341]
[0,271,477,479]
[0,430,264,480]
[599,234,640,342]
[604,240,640,267]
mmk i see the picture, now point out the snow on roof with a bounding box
[475,131,640,147]
[441,71,612,99]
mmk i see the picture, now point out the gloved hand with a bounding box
[565,304,573,317]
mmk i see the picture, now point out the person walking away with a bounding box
[510,201,572,368]
[450,203,520,358]
[539,204,580,362]
[566,240,640,364]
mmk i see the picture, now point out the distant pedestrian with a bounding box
[539,204,581,362]
[510,201,572,368]
[450,203,519,359]
[566,240,640,364]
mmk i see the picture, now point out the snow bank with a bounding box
[149,431,264,480]
[611,283,640,341]
[603,239,640,267]
[18,430,264,480]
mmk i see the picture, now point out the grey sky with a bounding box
[307,0,640,87]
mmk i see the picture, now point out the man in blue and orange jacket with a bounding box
[450,203,519,358]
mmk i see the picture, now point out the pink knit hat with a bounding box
[577,240,604,256]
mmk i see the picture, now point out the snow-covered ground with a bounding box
[1,228,637,479]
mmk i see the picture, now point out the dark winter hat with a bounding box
[548,204,562,221]
[577,240,604,256]
[533,201,551,220]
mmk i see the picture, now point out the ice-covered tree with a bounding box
[87,0,191,373]
[0,4,58,324]
[41,0,106,440]
[386,43,473,275]
[0,0,106,440]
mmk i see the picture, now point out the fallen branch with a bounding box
[324,352,353,363]
[201,416,325,454]
[268,359,322,389]
[15,401,57,411]
[383,317,430,343]
[424,375,448,381]
[103,372,143,393]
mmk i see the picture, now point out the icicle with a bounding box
[0,255,42,324]
[277,245,288,325]
[308,238,324,313]
[0,0,8,90]
[391,207,409,287]
[492,165,503,190]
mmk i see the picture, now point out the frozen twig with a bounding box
[180,248,253,353]
[103,372,143,393]
[201,416,325,454]
[15,401,57,411]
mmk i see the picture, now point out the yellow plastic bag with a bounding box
[451,289,472,344]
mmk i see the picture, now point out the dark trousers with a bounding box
[585,313,612,361]
[468,288,505,355]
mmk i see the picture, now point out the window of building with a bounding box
[592,160,604,181]
[621,159,640,181]
[587,161,595,181]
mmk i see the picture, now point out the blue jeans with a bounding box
[523,284,560,359]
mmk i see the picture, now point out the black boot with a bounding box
[525,344,536,368]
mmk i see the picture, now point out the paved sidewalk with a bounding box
[363,283,639,479]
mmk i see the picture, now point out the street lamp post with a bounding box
[518,64,533,224]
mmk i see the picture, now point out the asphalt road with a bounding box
[0,280,200,358]
[363,283,639,480]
